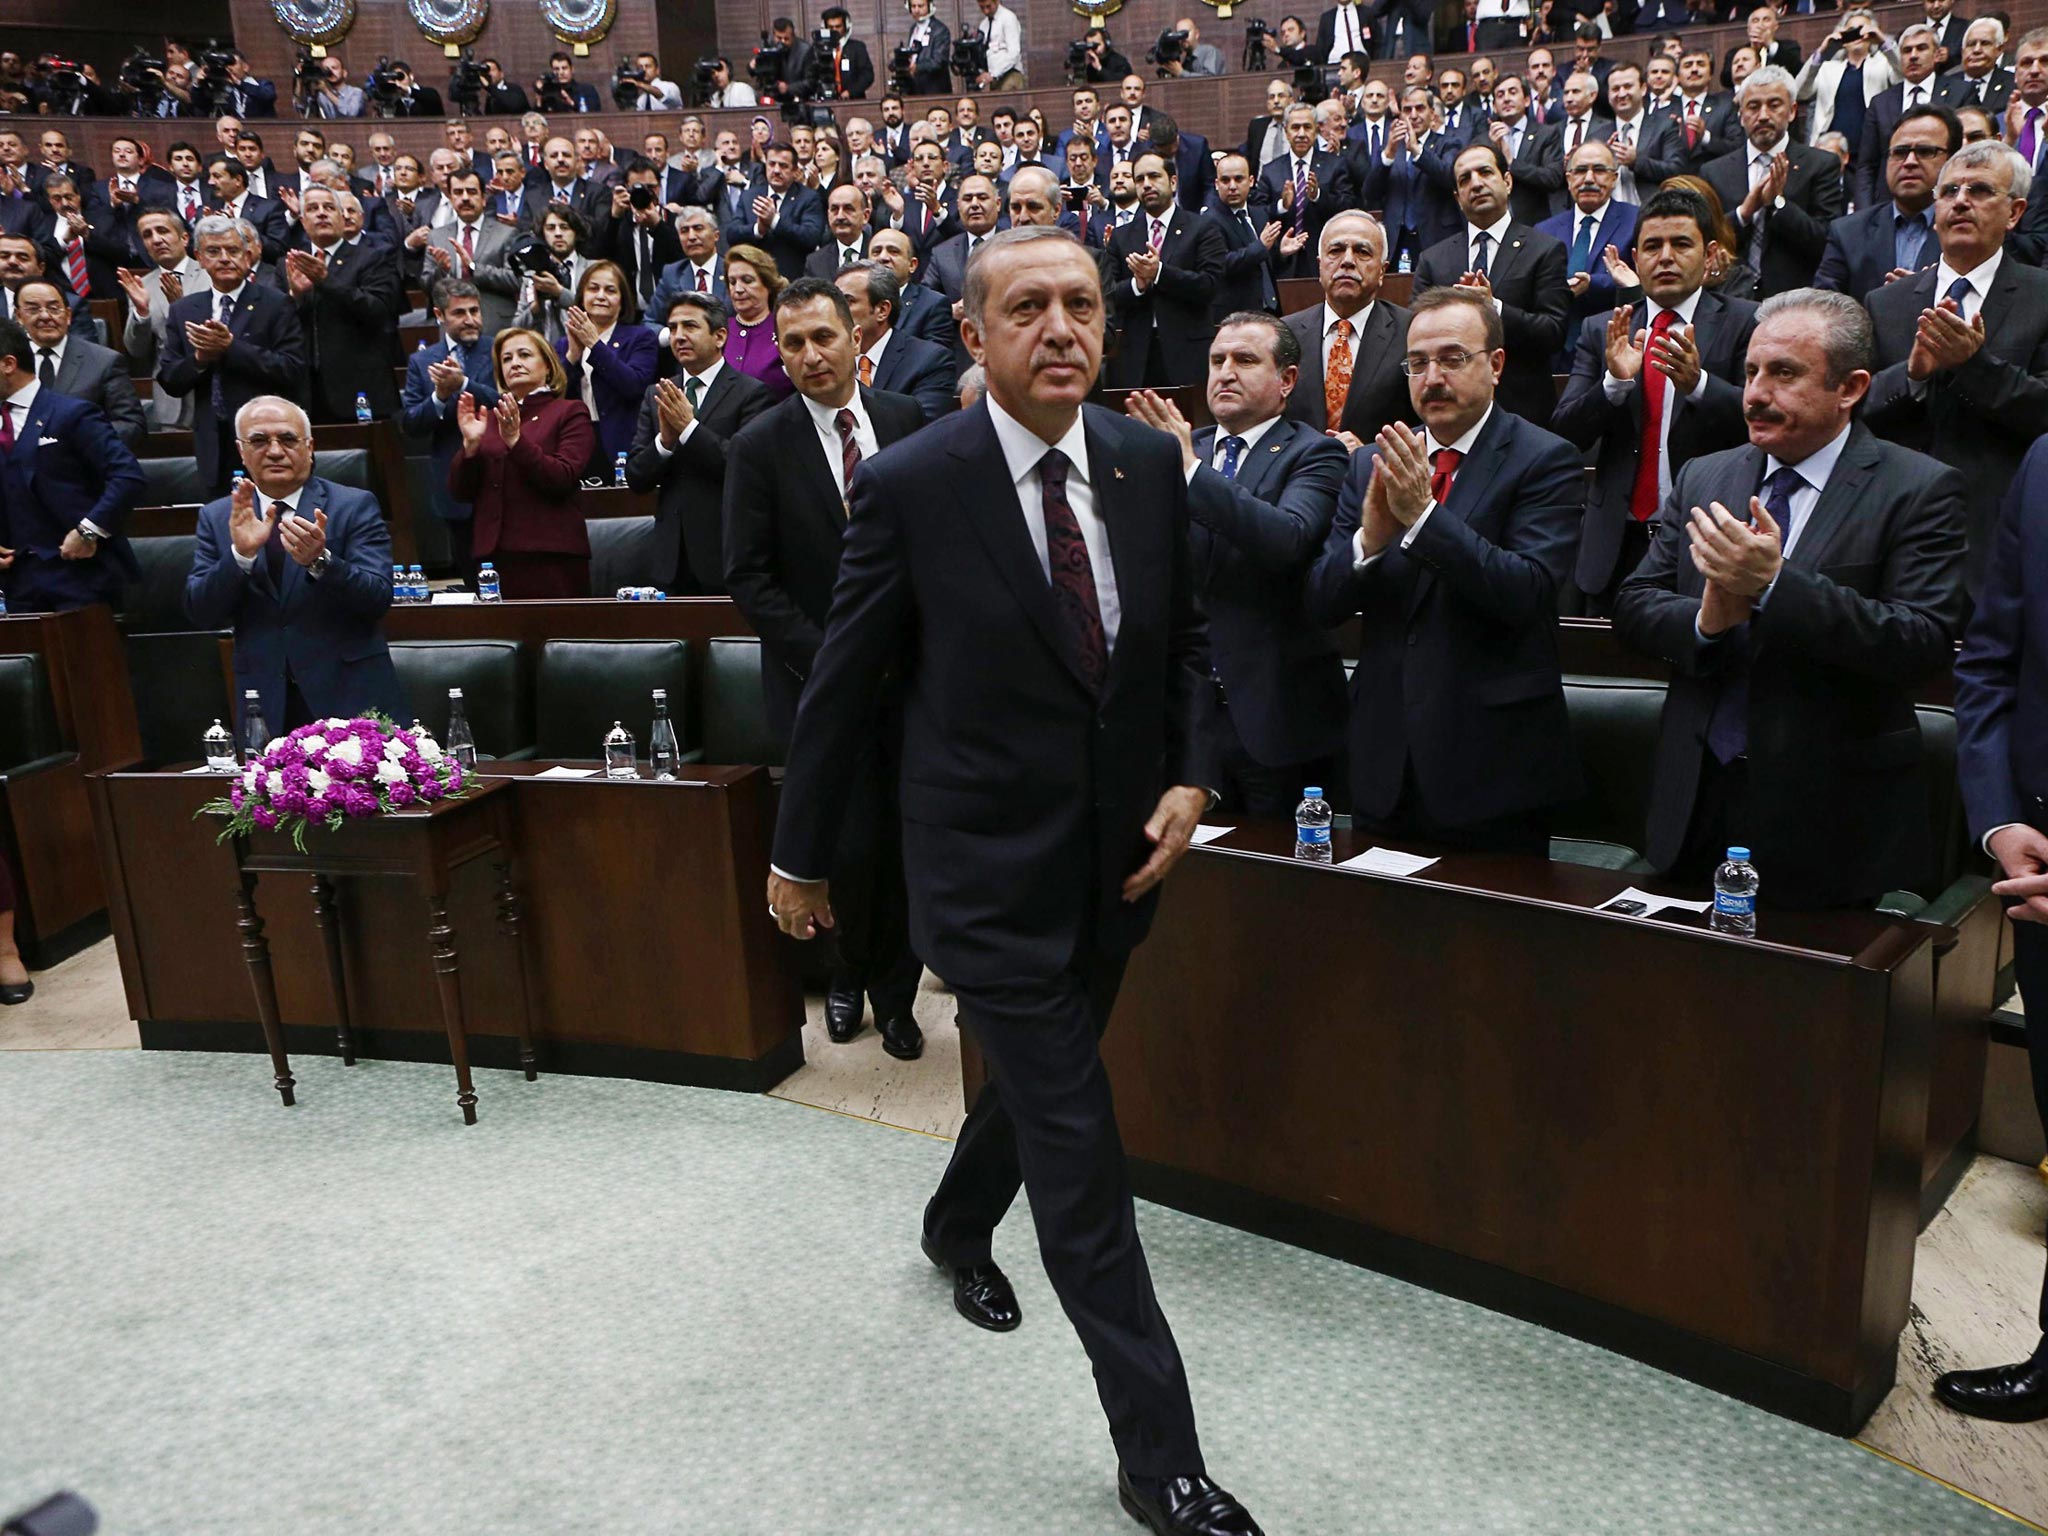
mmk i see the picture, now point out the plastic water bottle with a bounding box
[391,563,408,602]
[614,450,629,488]
[649,688,679,780]
[241,689,271,763]
[1397,247,1413,275]
[478,562,501,602]
[445,687,477,769]
[408,564,427,603]
[354,390,372,423]
[0,589,8,617]
[1711,847,1759,936]
[1294,786,1333,863]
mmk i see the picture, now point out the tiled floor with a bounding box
[9,939,2046,1528]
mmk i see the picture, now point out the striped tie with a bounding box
[65,236,87,296]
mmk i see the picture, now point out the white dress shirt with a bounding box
[577,324,618,421]
[1189,412,1283,482]
[1133,203,1176,291]
[1326,1,1367,61]
[1696,419,1852,639]
[653,357,726,456]
[1353,405,1495,566]
[981,3,1023,78]
[1321,300,1376,380]
[231,482,308,574]
[986,393,1121,648]
[28,333,66,384]
[1935,246,2001,322]
[802,388,878,499]
[1601,286,1709,508]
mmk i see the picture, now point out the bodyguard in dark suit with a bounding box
[1942,435,2048,1426]
[0,324,144,614]
[1536,141,1639,366]
[1862,140,2048,599]
[765,229,1264,1536]
[282,186,402,425]
[1101,152,1226,389]
[725,279,926,1060]
[1283,210,1416,444]
[1552,189,1757,610]
[184,397,405,734]
[720,144,826,280]
[1612,289,1967,907]
[399,281,499,577]
[1697,71,1848,300]
[1127,312,1350,814]
[157,216,309,497]
[11,282,145,448]
[1413,141,1570,427]
[626,292,775,594]
[1306,287,1585,853]
[1817,106,1953,302]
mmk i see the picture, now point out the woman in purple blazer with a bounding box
[720,243,793,400]
[555,258,660,477]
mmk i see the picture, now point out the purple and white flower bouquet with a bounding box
[200,713,469,850]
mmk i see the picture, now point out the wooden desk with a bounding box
[91,758,803,1094]
[964,821,1942,1435]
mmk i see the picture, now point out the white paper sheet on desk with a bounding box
[1336,847,1439,877]
[534,766,599,779]
[1599,886,1713,917]
[1190,825,1234,845]
[183,765,232,775]
[430,591,477,605]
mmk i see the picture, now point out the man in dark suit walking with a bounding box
[1698,67,1846,300]
[1612,288,1967,907]
[158,215,308,498]
[1306,286,1585,853]
[1283,210,1415,448]
[1818,105,1953,302]
[1943,434,2048,1426]
[1862,139,2048,599]
[1101,152,1226,389]
[12,280,145,447]
[766,227,1263,1536]
[399,281,499,579]
[1127,312,1350,814]
[0,319,144,614]
[626,292,774,594]
[1552,188,1757,612]
[725,278,926,1062]
[284,186,402,426]
[1413,141,1570,427]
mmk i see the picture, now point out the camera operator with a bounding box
[1082,28,1135,83]
[511,205,594,348]
[34,57,123,117]
[705,58,758,108]
[1156,17,1227,76]
[818,9,876,99]
[618,51,685,111]
[972,0,1025,90]
[902,0,953,96]
[314,57,366,119]
[594,161,684,312]
[758,19,817,105]
[536,51,603,114]
[479,58,529,115]
[219,51,277,118]
[381,60,444,116]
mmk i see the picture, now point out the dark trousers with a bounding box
[444,515,474,587]
[1216,695,1340,819]
[1356,758,1550,856]
[1672,750,1880,910]
[1582,518,1654,619]
[2006,920,2048,1331]
[924,949,1204,1479]
[827,722,921,1020]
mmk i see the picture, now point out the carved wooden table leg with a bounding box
[426,885,478,1124]
[494,858,539,1082]
[310,873,356,1066]
[233,865,295,1107]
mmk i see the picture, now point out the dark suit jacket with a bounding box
[1955,437,2048,845]
[0,390,144,613]
[822,38,875,98]
[1537,199,1640,364]
[1864,260,2048,598]
[623,365,777,592]
[1167,133,1215,215]
[1415,221,1570,427]
[896,282,955,350]
[447,394,598,562]
[1100,209,1227,389]
[1697,142,1845,299]
[1255,148,1348,277]
[558,325,662,475]
[649,257,730,320]
[1934,68,2015,114]
[1304,406,1587,825]
[1666,93,1739,169]
[1356,135,1464,256]
[1813,200,1933,303]
[769,400,1218,984]
[224,193,292,264]
[1282,298,1415,439]
[923,231,979,301]
[1612,427,1967,906]
[49,336,146,447]
[292,239,404,424]
[399,337,500,525]
[871,330,956,421]
[722,386,926,739]
[722,183,827,279]
[1210,202,1280,315]
[594,213,684,309]
[1189,418,1350,764]
[1550,289,1758,594]
[157,283,309,491]
[1853,83,1929,207]
[183,476,405,731]
[1493,120,1564,223]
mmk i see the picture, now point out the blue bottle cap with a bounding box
[1726,847,1750,861]
[1303,787,1322,799]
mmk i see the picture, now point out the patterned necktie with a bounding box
[696,265,710,293]
[833,406,861,505]
[1149,216,1165,253]
[1291,160,1308,234]
[1471,229,1492,277]
[461,224,476,266]
[183,185,199,220]
[1037,450,1107,691]
[1706,465,1804,762]
[1430,447,1462,507]
[37,347,55,390]
[211,291,235,414]
[1325,317,1353,431]
[1218,434,1246,479]
[1629,309,1678,523]
[1569,117,1584,155]
[65,236,87,296]
[1684,98,1701,150]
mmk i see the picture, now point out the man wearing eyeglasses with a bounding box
[1816,107,1956,303]
[184,394,405,734]
[1305,285,1586,855]
[1863,138,2048,599]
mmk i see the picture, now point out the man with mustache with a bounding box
[1612,288,1967,908]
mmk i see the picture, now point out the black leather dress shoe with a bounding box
[1934,1344,2048,1422]
[878,1014,924,1061]
[0,979,33,1006]
[921,1232,1021,1332]
[824,987,863,1043]
[1118,1469,1265,1536]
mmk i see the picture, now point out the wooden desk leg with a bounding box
[233,867,295,1108]
[310,874,356,1067]
[425,886,478,1125]
[493,859,539,1083]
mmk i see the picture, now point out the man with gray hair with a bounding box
[1855,21,1947,204]
[1935,16,2014,112]
[283,184,402,425]
[1613,287,1967,908]
[1864,138,2048,596]
[1699,65,1847,298]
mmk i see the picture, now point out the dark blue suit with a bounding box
[399,337,501,569]
[870,330,955,421]
[157,282,309,495]
[1357,135,1464,263]
[720,183,826,279]
[1209,201,1280,314]
[183,476,405,732]
[1537,199,1639,366]
[895,281,957,350]
[1814,200,1935,303]
[0,390,144,613]
[557,325,661,476]
[1166,132,1215,214]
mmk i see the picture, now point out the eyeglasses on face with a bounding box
[1399,349,1484,377]
[239,432,305,450]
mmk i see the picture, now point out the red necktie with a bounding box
[0,398,14,451]
[1149,216,1165,253]
[1430,447,1461,507]
[696,266,709,293]
[834,407,861,512]
[1630,309,1678,523]
[461,224,476,266]
[1038,449,1107,691]
[1569,118,1583,155]
[65,236,87,296]
[182,185,199,220]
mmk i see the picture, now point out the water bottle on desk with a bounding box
[649,688,679,780]
[354,391,372,424]
[1711,847,1759,936]
[477,562,501,602]
[1294,787,1332,863]
[391,564,408,602]
[408,564,427,602]
[614,450,629,488]
[241,689,270,763]
[603,720,637,778]
[445,688,477,769]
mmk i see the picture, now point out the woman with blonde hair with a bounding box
[721,243,794,398]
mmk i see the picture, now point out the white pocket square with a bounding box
[37,436,58,446]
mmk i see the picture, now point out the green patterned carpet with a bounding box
[0,1051,2020,1535]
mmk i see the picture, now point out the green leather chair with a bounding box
[1553,675,1666,872]
[390,640,534,759]
[701,638,784,766]
[535,639,694,761]
[403,456,455,575]
[123,631,232,767]
[586,517,664,595]
[1876,705,1991,927]
[137,447,373,509]
[0,654,63,775]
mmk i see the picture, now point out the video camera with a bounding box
[449,49,489,111]
[366,56,406,101]
[1242,19,1274,71]
[889,42,918,94]
[1065,39,1091,82]
[120,47,169,105]
[611,55,646,109]
[1147,28,1189,73]
[951,35,989,87]
[693,56,721,99]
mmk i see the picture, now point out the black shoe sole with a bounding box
[920,1233,1021,1332]
[1118,1488,1163,1532]
[0,982,32,1006]
[881,1036,924,1061]
[1933,1389,2048,1423]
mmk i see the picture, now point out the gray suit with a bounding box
[423,218,522,334]
[122,258,206,430]
[47,336,146,447]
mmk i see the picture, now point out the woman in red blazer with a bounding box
[449,328,598,599]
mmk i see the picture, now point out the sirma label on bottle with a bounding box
[1714,891,1754,916]
[1299,827,1330,845]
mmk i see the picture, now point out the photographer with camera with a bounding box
[475,58,528,115]
[616,51,685,111]
[593,161,684,312]
[1081,29,1134,83]
[1156,17,1228,77]
[218,51,277,118]
[312,57,366,119]
[537,52,603,114]
[119,43,191,118]
[1793,10,1900,171]
[818,9,876,99]
[381,60,444,116]
[511,204,594,349]
[703,58,757,109]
